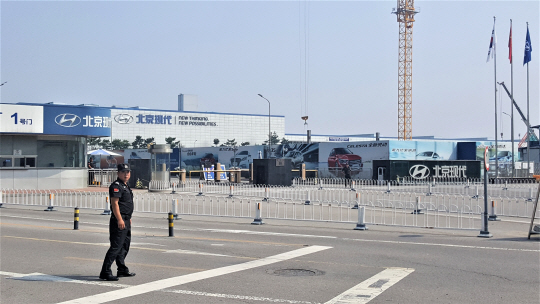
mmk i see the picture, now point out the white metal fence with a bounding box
[2,185,538,230]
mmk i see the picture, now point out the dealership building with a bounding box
[0,98,286,189]
[1,97,534,189]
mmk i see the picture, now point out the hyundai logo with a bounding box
[55,113,81,127]
[409,165,430,179]
[114,114,133,124]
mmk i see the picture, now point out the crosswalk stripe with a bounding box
[324,267,414,304]
[56,245,332,304]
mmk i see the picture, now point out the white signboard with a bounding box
[0,104,43,133]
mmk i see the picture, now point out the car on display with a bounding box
[283,150,304,169]
[415,151,442,160]
[200,153,217,168]
[230,150,251,168]
[328,147,362,175]
[489,151,513,163]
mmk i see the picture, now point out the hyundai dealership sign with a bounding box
[43,105,111,136]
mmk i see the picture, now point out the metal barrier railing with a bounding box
[2,187,539,231]
[88,169,117,187]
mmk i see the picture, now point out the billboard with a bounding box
[373,160,481,180]
[319,141,389,179]
[43,105,111,136]
[476,141,518,177]
[388,140,457,160]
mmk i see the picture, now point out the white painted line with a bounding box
[3,214,537,253]
[57,245,332,304]
[1,271,317,303]
[325,268,414,304]
[343,237,540,253]
[1,271,128,288]
[163,289,318,304]
[164,249,234,257]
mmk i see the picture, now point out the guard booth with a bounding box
[128,158,151,189]
[253,158,292,186]
[148,144,173,192]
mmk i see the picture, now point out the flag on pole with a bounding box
[487,20,496,62]
[524,26,532,65]
[508,23,512,63]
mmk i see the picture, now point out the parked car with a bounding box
[230,150,251,169]
[415,151,442,160]
[328,147,362,176]
[200,153,217,168]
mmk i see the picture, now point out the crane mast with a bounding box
[393,1,418,140]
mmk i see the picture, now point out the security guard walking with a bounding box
[99,163,136,281]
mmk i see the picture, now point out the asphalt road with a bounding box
[1,205,539,304]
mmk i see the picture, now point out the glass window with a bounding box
[0,157,12,168]
[37,137,85,168]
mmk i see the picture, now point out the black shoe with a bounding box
[117,271,136,277]
[99,274,119,281]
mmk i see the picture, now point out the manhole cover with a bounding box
[268,269,323,277]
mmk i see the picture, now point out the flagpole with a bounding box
[526,22,530,176]
[510,19,515,178]
[494,16,499,179]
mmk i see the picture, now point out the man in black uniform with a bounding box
[342,163,352,188]
[99,163,136,281]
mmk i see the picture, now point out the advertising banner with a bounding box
[388,140,457,160]
[43,105,111,136]
[373,160,481,180]
[180,146,265,171]
[274,143,319,170]
[0,104,44,133]
[476,141,517,177]
[319,141,389,179]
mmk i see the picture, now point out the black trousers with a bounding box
[344,176,351,187]
[100,215,131,275]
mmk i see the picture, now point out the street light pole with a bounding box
[258,94,271,157]
[193,140,197,147]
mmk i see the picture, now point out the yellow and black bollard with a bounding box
[74,207,79,230]
[168,212,174,237]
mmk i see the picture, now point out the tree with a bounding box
[240,142,250,146]
[88,138,102,150]
[263,132,280,145]
[165,137,181,148]
[100,139,112,150]
[132,136,145,149]
[224,139,237,147]
[111,139,130,150]
[213,138,220,146]
[144,137,155,148]
[280,137,290,145]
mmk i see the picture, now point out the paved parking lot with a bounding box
[1,205,539,303]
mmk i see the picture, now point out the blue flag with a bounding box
[524,27,532,65]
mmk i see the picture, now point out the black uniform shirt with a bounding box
[342,166,352,177]
[109,178,134,216]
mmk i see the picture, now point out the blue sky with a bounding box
[1,1,538,140]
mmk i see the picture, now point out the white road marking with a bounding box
[0,271,128,288]
[0,271,318,303]
[164,249,234,257]
[324,268,414,304]
[163,289,318,303]
[343,237,540,252]
[2,214,538,252]
[56,245,332,304]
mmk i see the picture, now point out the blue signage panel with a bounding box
[43,106,111,136]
